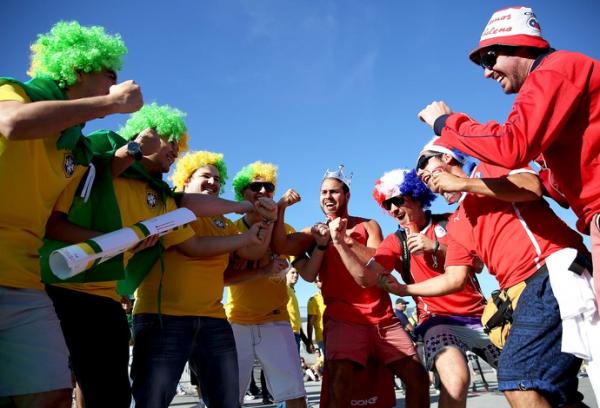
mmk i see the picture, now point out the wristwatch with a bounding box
[126,141,143,161]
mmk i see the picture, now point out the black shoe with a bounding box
[262,397,274,404]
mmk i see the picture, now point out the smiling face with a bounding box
[320,178,349,219]
[385,195,426,229]
[143,137,179,174]
[481,48,532,94]
[242,177,275,204]
[417,153,467,202]
[286,267,298,286]
[184,164,221,195]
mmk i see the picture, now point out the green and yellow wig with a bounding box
[171,151,228,193]
[119,103,189,152]
[232,161,277,201]
[28,21,127,89]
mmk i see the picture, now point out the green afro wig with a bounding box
[171,151,228,193]
[28,21,127,89]
[232,161,277,201]
[119,103,189,152]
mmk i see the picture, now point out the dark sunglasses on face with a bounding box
[382,196,405,211]
[248,182,275,193]
[480,49,498,70]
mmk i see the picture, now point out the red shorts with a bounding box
[324,318,416,366]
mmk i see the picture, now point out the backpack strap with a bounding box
[394,228,413,284]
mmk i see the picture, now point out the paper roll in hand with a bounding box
[49,208,196,279]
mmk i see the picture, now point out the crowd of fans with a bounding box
[1,5,599,408]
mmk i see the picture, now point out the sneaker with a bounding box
[243,394,256,402]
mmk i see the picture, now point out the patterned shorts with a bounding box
[423,323,500,371]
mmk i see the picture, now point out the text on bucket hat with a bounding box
[468,6,550,65]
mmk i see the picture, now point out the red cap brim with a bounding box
[468,34,550,65]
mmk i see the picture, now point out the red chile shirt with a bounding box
[374,214,485,323]
[444,162,587,290]
[319,220,396,325]
[435,50,600,233]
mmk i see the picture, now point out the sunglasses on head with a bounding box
[382,196,405,211]
[248,182,275,193]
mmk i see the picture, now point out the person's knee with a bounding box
[434,349,470,398]
[440,375,469,400]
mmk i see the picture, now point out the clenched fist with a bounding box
[109,80,143,113]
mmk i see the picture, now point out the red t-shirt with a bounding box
[374,214,485,322]
[444,163,587,289]
[319,220,395,325]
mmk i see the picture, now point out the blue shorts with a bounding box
[498,270,582,406]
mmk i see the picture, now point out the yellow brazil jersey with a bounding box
[134,215,239,317]
[0,83,87,290]
[307,292,325,343]
[225,219,295,324]
[54,177,194,301]
[287,285,302,333]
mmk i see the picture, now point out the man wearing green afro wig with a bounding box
[0,21,142,406]
[43,104,278,408]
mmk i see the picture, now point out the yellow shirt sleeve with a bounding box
[0,83,29,103]
[0,84,29,152]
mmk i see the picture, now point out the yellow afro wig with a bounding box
[170,151,227,193]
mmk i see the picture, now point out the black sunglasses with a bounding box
[248,182,275,193]
[417,153,442,171]
[480,49,498,70]
[382,196,405,210]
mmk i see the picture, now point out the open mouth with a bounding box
[202,187,218,195]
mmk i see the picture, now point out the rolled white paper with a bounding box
[49,207,196,279]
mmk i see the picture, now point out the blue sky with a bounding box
[4,0,600,314]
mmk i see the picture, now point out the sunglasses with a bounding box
[248,182,275,193]
[382,196,405,210]
[480,49,498,70]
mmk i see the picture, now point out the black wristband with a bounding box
[316,244,329,251]
[433,114,450,136]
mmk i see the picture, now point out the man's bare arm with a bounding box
[175,223,267,259]
[271,196,314,256]
[45,211,101,243]
[379,265,471,297]
[224,258,288,285]
[235,223,273,261]
[0,81,142,140]
[430,171,542,202]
